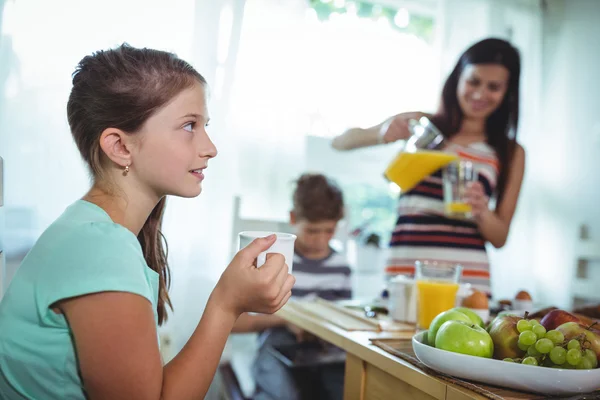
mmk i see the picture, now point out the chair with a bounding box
[571,224,600,308]
[217,362,249,400]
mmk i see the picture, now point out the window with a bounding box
[231,0,440,244]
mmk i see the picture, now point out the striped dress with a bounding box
[385,142,499,295]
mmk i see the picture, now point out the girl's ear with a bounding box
[98,127,133,169]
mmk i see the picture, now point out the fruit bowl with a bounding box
[412,331,600,395]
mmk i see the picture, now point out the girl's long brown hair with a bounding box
[67,43,206,324]
[430,38,521,204]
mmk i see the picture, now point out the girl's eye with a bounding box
[183,122,195,132]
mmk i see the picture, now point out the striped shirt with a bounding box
[291,248,352,301]
[386,142,499,295]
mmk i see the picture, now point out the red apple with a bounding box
[556,321,600,362]
[487,315,525,360]
[540,310,581,331]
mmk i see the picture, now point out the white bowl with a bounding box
[412,331,600,395]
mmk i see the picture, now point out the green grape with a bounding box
[527,346,542,357]
[518,341,529,351]
[522,356,538,366]
[535,338,554,354]
[567,339,581,351]
[532,324,546,338]
[576,358,593,370]
[503,358,514,362]
[517,319,532,333]
[519,330,537,346]
[567,348,582,366]
[542,357,555,367]
[584,349,598,368]
[529,319,541,326]
[545,330,564,345]
[549,346,567,365]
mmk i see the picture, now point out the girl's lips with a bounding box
[469,100,488,112]
[190,169,205,180]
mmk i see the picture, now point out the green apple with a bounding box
[452,307,484,328]
[427,309,472,346]
[435,320,494,358]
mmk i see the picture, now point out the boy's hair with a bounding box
[67,43,206,325]
[292,174,344,222]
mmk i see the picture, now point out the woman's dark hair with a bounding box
[67,43,207,324]
[430,38,521,203]
[293,174,344,222]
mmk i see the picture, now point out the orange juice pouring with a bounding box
[415,261,462,330]
[384,117,458,192]
[385,151,458,192]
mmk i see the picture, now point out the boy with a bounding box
[232,173,351,400]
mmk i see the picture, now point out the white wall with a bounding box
[528,0,600,307]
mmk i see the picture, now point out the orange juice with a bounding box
[445,202,472,215]
[416,280,460,329]
[385,151,458,192]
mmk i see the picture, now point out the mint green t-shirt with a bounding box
[0,200,159,399]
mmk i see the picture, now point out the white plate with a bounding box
[412,331,600,395]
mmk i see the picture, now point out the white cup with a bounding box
[238,231,297,273]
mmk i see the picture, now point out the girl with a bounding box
[332,38,526,295]
[0,44,295,399]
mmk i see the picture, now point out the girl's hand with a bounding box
[214,235,295,318]
[465,181,490,219]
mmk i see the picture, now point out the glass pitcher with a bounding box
[384,117,458,192]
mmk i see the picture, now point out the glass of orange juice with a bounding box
[442,160,477,219]
[415,261,462,331]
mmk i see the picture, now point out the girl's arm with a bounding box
[60,236,295,400]
[231,312,286,333]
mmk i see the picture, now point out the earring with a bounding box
[123,164,130,176]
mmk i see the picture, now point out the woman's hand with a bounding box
[381,115,413,144]
[213,235,295,319]
[465,181,490,219]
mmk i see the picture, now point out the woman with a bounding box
[332,38,525,295]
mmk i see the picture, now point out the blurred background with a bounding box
[1,0,599,393]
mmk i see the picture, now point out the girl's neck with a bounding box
[453,117,487,144]
[83,185,158,236]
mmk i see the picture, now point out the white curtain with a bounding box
[0,0,249,358]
